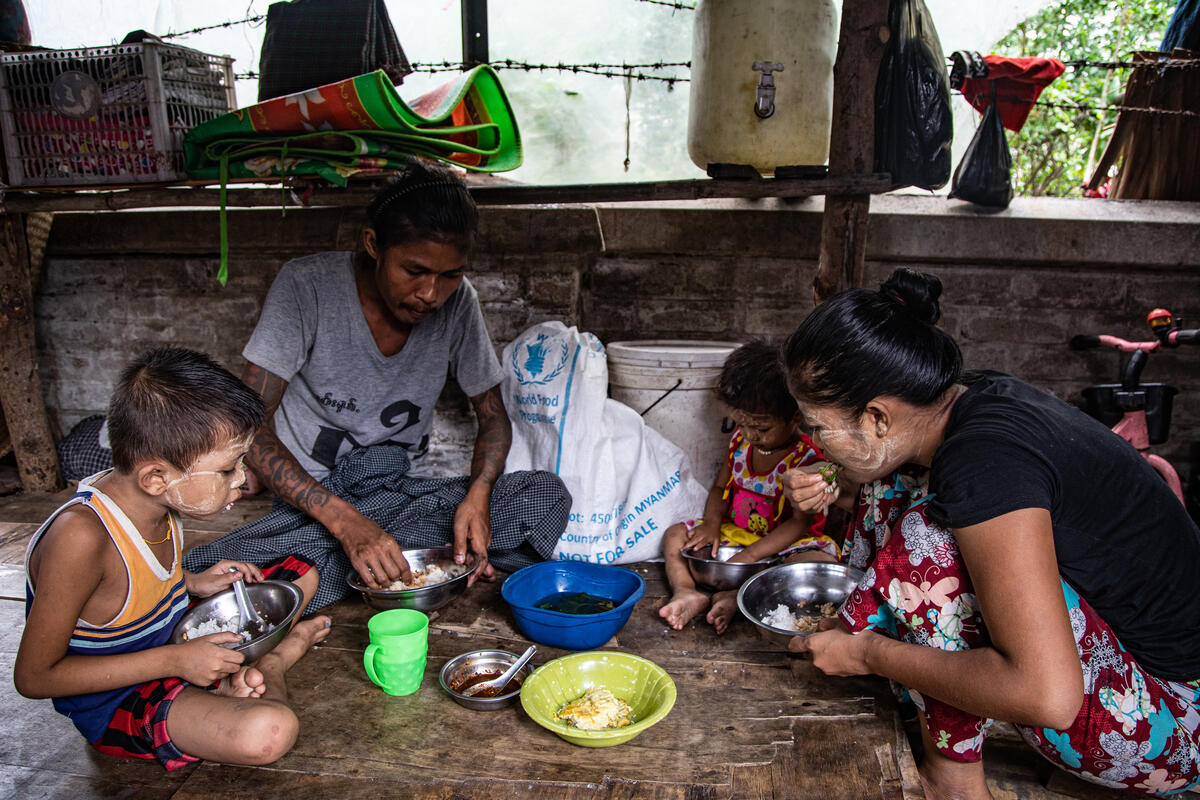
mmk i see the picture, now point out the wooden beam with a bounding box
[0,174,892,214]
[0,213,63,493]
[815,0,891,304]
[461,0,489,67]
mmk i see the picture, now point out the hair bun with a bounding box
[879,267,943,325]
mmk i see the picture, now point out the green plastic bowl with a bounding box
[519,651,676,747]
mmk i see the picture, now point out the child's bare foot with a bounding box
[658,590,709,630]
[706,591,739,634]
[258,616,332,672]
[214,665,266,698]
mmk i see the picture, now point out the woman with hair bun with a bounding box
[781,267,1200,797]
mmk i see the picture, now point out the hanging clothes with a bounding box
[257,0,412,102]
[1161,0,1200,52]
[954,54,1066,133]
[0,0,30,45]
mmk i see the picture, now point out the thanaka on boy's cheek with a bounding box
[161,437,252,518]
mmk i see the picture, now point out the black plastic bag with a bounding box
[874,0,954,190]
[949,90,1013,208]
[258,0,412,102]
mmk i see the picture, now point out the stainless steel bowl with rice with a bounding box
[737,562,864,646]
[346,547,477,612]
[170,580,304,663]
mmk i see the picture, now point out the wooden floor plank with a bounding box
[0,485,1130,800]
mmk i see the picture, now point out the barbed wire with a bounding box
[168,12,1194,116]
[154,0,703,41]
[230,58,1199,119]
[1062,56,1199,70]
[632,0,696,9]
[955,90,1200,119]
[159,13,265,40]
[952,55,1199,71]
[1031,97,1199,119]
[236,60,691,85]
[150,12,1197,81]
[412,60,688,84]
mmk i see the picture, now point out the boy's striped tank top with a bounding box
[24,471,190,742]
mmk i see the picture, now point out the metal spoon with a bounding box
[230,576,267,637]
[462,644,537,697]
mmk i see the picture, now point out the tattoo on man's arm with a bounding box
[243,364,287,414]
[248,432,332,514]
[470,386,512,486]
[243,363,330,514]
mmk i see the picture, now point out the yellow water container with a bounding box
[687,0,839,176]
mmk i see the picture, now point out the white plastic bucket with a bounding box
[606,340,741,485]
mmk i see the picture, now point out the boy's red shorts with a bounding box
[91,554,314,770]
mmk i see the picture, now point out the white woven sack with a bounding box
[501,321,708,564]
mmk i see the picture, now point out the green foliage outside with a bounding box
[993,0,1176,196]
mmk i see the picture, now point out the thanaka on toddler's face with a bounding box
[730,409,798,454]
[161,435,253,518]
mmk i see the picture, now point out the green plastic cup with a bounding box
[363,609,429,696]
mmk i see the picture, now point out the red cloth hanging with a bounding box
[960,56,1066,133]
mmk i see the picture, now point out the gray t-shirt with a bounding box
[243,251,504,479]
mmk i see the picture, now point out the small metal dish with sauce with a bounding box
[439,649,534,711]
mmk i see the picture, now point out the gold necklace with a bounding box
[142,519,172,545]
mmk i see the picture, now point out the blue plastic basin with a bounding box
[500,561,646,651]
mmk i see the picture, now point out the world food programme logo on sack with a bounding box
[512,333,570,386]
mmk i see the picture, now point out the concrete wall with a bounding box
[34,195,1200,498]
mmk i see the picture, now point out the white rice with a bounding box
[384,564,454,591]
[762,603,805,631]
[183,617,251,646]
[761,601,839,633]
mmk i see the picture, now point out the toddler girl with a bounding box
[658,341,838,633]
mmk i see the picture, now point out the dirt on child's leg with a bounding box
[166,615,332,765]
[705,590,739,634]
[658,523,710,630]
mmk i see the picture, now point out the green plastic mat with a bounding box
[184,66,522,283]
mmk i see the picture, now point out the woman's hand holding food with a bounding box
[787,619,875,677]
[173,633,247,684]
[185,560,264,598]
[683,520,723,558]
[783,462,844,515]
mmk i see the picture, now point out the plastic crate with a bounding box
[0,42,235,187]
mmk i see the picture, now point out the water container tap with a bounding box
[751,61,784,119]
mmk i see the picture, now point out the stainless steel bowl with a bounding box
[346,547,477,612]
[681,545,778,591]
[170,580,303,663]
[439,649,534,711]
[737,562,865,646]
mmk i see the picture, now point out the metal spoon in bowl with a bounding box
[231,576,268,637]
[462,644,537,697]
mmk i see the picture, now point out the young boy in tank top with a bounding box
[15,348,331,769]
